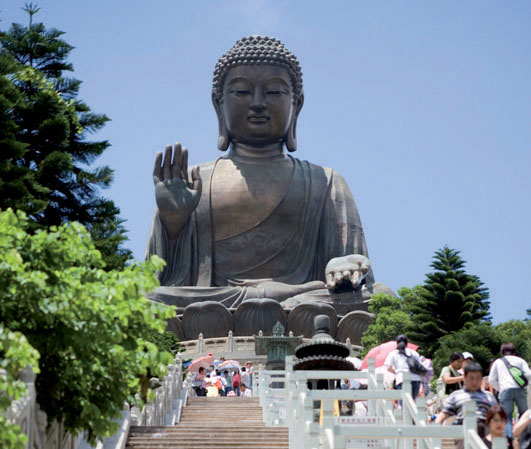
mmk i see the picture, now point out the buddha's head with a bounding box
[212,36,304,152]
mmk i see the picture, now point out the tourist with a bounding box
[488,342,530,439]
[232,370,241,396]
[245,361,253,389]
[384,334,424,399]
[240,383,252,398]
[482,405,513,449]
[436,361,498,448]
[215,369,227,396]
[223,370,232,395]
[241,366,251,390]
[192,366,207,397]
[461,352,475,371]
[438,352,465,399]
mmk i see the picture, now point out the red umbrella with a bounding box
[187,354,215,372]
[360,341,418,370]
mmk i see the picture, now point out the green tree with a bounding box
[495,319,531,362]
[408,246,490,357]
[0,51,47,217]
[0,209,174,444]
[432,323,501,375]
[0,327,40,449]
[361,292,415,354]
[0,4,131,269]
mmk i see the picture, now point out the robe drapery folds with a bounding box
[146,156,374,308]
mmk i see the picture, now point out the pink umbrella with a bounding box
[360,341,418,370]
[218,359,241,370]
[187,354,215,372]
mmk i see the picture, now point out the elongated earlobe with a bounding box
[286,91,304,152]
[212,91,229,151]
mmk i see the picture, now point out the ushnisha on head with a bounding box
[213,35,303,103]
[212,35,304,152]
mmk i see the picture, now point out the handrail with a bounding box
[253,356,499,449]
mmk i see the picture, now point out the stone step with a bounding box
[126,396,288,449]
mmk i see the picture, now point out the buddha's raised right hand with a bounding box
[153,143,202,239]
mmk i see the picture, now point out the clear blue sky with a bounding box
[2,1,530,324]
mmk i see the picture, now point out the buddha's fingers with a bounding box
[326,272,334,288]
[360,262,370,274]
[163,145,173,180]
[192,166,202,193]
[334,272,342,286]
[351,271,362,288]
[180,148,189,184]
[172,142,182,179]
[153,151,163,184]
[342,271,352,282]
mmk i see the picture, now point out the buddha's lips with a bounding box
[248,116,269,123]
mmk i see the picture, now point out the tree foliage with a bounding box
[361,292,415,355]
[495,319,531,362]
[0,326,40,449]
[407,246,490,357]
[0,209,174,444]
[0,5,131,269]
[432,323,501,374]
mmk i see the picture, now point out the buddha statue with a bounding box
[146,36,393,340]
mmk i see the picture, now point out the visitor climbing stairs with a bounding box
[125,396,289,449]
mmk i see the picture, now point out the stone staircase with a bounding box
[126,396,289,449]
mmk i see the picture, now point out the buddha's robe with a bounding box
[146,155,374,309]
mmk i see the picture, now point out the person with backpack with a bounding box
[488,342,531,439]
[384,334,426,400]
[232,370,241,397]
[438,352,465,399]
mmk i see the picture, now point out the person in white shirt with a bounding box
[384,334,423,399]
[488,342,531,439]
[240,383,252,397]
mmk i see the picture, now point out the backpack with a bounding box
[501,357,529,387]
[406,353,428,376]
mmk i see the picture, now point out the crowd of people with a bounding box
[191,359,254,398]
[383,336,530,449]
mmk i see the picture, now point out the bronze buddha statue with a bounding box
[146,36,392,341]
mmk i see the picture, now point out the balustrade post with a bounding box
[227,330,233,352]
[198,333,204,353]
[345,337,352,355]
[368,357,376,389]
[300,382,314,449]
[402,371,413,449]
[462,401,476,449]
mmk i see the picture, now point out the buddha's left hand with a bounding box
[325,254,371,290]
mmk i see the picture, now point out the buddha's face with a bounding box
[221,64,295,147]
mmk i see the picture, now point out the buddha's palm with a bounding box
[153,143,202,239]
[325,254,371,290]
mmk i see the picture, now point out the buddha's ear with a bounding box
[286,90,304,152]
[212,90,229,151]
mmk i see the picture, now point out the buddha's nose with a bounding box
[250,90,266,111]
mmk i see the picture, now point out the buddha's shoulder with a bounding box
[291,157,346,184]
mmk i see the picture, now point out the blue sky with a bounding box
[2,1,530,324]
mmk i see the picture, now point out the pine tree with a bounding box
[408,246,490,357]
[0,4,131,268]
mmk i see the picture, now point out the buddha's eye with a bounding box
[230,89,251,96]
[266,90,282,96]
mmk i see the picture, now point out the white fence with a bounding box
[256,356,507,449]
[6,354,190,449]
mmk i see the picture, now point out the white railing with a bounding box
[257,366,287,426]
[254,356,506,449]
[130,354,191,427]
[6,354,189,449]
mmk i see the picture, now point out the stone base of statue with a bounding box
[156,281,395,346]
